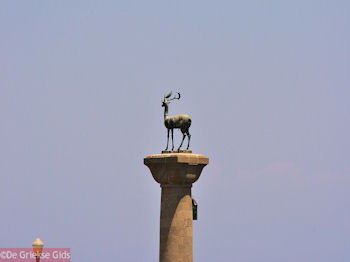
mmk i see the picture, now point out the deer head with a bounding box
[162,91,181,107]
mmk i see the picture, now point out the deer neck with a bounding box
[164,104,169,119]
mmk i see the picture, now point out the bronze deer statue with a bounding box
[162,91,191,151]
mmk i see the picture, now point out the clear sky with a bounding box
[1,1,349,261]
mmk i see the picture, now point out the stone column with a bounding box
[144,153,209,262]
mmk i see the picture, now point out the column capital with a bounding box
[144,153,209,185]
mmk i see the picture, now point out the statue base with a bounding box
[161,150,192,154]
[144,153,209,262]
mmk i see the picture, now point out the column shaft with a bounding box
[160,185,193,262]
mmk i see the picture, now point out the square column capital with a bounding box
[144,153,209,185]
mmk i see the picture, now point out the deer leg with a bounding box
[178,132,186,151]
[165,129,169,150]
[186,130,191,150]
[171,129,174,151]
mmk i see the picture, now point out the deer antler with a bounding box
[168,92,181,101]
[165,91,172,99]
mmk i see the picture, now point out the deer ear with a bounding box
[165,91,172,98]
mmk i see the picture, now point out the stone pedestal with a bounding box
[144,153,209,262]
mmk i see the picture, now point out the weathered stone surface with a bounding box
[144,153,209,185]
[144,153,209,262]
[160,186,192,262]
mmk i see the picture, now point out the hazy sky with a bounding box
[1,1,349,261]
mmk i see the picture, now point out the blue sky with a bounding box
[1,1,349,261]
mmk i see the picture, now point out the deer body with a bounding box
[162,92,191,151]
